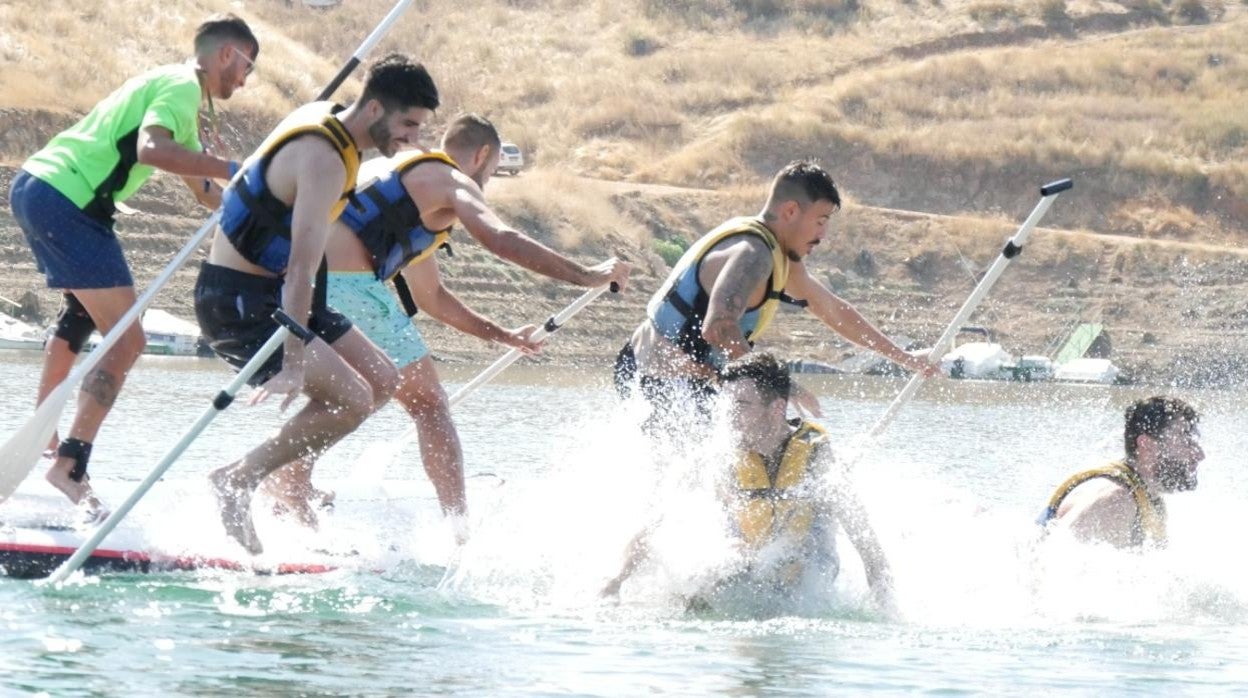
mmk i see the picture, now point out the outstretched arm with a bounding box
[701,237,774,361]
[451,178,630,291]
[820,455,896,613]
[785,262,934,375]
[400,256,540,353]
[601,527,653,598]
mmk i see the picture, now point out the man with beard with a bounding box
[1038,396,1204,548]
[196,54,440,554]
[8,14,258,514]
[260,113,631,529]
[614,160,935,434]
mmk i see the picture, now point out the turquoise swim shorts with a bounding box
[326,272,429,368]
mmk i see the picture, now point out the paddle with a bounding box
[347,278,620,483]
[861,178,1074,441]
[44,312,314,584]
[0,0,416,503]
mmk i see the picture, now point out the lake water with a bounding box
[2,351,1247,695]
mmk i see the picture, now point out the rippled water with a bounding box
[2,351,1247,694]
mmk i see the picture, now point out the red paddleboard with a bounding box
[0,524,336,579]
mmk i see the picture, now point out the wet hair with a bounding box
[360,53,440,113]
[442,113,501,152]
[194,14,259,58]
[769,160,841,210]
[720,352,791,405]
[1124,396,1199,461]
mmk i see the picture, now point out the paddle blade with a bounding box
[0,386,70,501]
[343,435,409,495]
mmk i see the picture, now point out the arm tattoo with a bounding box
[82,369,119,409]
[712,241,773,320]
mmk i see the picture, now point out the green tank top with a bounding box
[22,63,203,217]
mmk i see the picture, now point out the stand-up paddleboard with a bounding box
[0,522,337,579]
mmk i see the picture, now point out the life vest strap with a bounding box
[392,273,419,318]
[660,286,715,365]
[771,290,808,308]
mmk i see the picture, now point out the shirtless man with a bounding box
[615,160,934,433]
[1038,396,1203,548]
[265,113,630,524]
[195,54,440,553]
[603,352,895,611]
[8,14,257,512]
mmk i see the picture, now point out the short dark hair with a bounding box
[360,53,440,113]
[194,14,259,58]
[770,160,840,210]
[720,352,791,405]
[442,113,501,152]
[1124,396,1199,461]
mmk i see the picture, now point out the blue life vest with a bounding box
[339,151,457,281]
[220,102,361,275]
[647,217,804,367]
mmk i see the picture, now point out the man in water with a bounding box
[7,14,258,513]
[1038,396,1204,548]
[264,113,631,525]
[602,352,895,611]
[615,160,934,432]
[197,54,440,554]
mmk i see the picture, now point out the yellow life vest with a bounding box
[734,421,827,552]
[220,101,361,274]
[647,217,796,366]
[1041,461,1167,545]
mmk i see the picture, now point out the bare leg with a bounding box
[37,336,77,452]
[395,356,466,517]
[261,328,398,527]
[45,287,145,509]
[211,332,393,553]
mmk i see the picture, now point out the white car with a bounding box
[495,142,524,175]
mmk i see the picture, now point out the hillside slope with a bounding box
[1,0,1245,385]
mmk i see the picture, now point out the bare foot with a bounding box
[312,486,335,509]
[262,478,334,530]
[76,496,110,528]
[269,494,320,530]
[210,467,263,555]
[45,456,96,505]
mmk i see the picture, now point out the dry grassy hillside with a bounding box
[1,0,1246,385]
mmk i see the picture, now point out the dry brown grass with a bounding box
[2,0,1244,239]
[488,169,648,250]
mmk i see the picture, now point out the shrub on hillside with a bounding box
[968,1,1020,25]
[623,28,662,56]
[1121,0,1171,22]
[654,238,690,267]
[1040,0,1069,25]
[640,0,860,27]
[1173,0,1224,23]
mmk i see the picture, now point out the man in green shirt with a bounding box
[7,14,258,515]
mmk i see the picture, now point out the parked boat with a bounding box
[1053,357,1120,384]
[0,312,45,351]
[83,309,204,357]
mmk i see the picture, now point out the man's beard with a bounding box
[469,164,489,188]
[1156,457,1198,492]
[368,118,394,156]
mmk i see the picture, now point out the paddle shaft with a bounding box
[865,178,1073,439]
[389,280,618,448]
[0,0,414,504]
[37,0,415,575]
[316,0,414,99]
[45,314,312,584]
